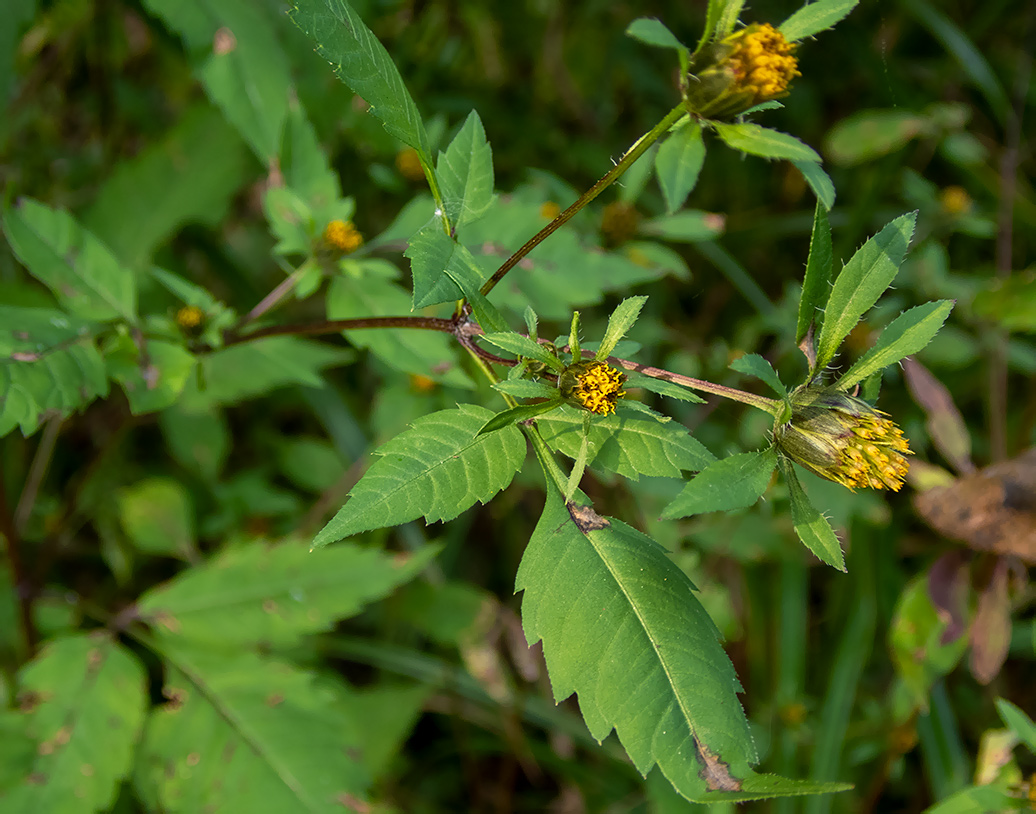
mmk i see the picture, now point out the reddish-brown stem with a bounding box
[0,457,37,658]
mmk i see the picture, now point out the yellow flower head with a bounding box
[395,147,425,182]
[561,361,627,416]
[322,219,363,254]
[175,305,204,330]
[686,23,800,120]
[775,388,911,491]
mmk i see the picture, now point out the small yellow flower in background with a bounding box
[561,361,627,416]
[600,201,641,246]
[775,388,911,491]
[940,185,972,215]
[686,23,800,120]
[410,373,437,393]
[175,305,204,330]
[323,219,363,254]
[395,147,425,182]
[540,201,561,220]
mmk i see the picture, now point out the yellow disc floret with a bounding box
[175,305,204,329]
[323,219,363,253]
[562,361,627,416]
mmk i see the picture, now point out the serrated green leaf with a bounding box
[482,332,564,371]
[815,213,917,370]
[797,201,834,346]
[779,0,860,41]
[996,698,1036,753]
[135,647,367,813]
[837,301,954,390]
[596,296,647,361]
[539,404,715,481]
[327,266,471,387]
[640,210,725,242]
[792,159,835,210]
[730,354,787,398]
[405,222,462,308]
[661,447,777,519]
[655,123,706,213]
[289,0,431,161]
[0,306,108,437]
[83,103,252,269]
[437,110,495,227]
[4,199,136,322]
[780,459,846,571]
[517,491,847,802]
[698,0,746,49]
[1,635,146,814]
[313,404,526,547]
[440,245,509,333]
[138,541,436,647]
[713,123,821,163]
[492,378,558,400]
[626,18,687,51]
[117,477,196,560]
[478,400,563,435]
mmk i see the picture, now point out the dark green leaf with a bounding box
[105,337,197,415]
[4,199,136,322]
[796,201,834,346]
[437,110,495,227]
[815,212,917,370]
[492,378,557,400]
[661,447,777,519]
[837,301,954,389]
[779,0,860,41]
[518,490,849,801]
[625,373,706,403]
[313,404,527,547]
[730,354,787,398]
[3,635,146,814]
[478,400,562,435]
[655,123,706,213]
[135,647,368,812]
[117,477,196,560]
[482,332,564,371]
[289,0,431,160]
[138,541,437,647]
[713,123,821,163]
[780,459,846,571]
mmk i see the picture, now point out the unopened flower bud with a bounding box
[775,387,911,491]
[559,361,627,416]
[685,23,800,120]
[322,219,363,254]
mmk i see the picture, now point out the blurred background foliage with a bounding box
[0,0,1034,812]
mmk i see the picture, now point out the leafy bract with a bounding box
[815,213,917,371]
[836,301,954,390]
[482,332,564,371]
[1,635,146,814]
[289,0,431,162]
[437,110,495,227]
[698,0,745,50]
[138,541,436,647]
[597,296,648,361]
[797,202,834,347]
[662,447,777,519]
[779,0,860,42]
[538,404,715,481]
[3,199,136,322]
[780,459,846,571]
[313,404,526,547]
[0,306,108,437]
[135,647,367,813]
[793,159,836,211]
[713,123,821,163]
[518,490,849,801]
[655,123,706,213]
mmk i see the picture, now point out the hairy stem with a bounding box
[479,103,687,297]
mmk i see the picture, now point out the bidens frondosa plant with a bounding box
[2,0,972,810]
